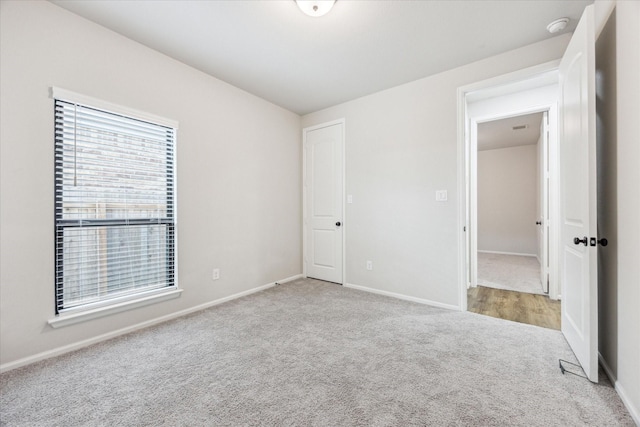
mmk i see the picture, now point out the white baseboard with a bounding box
[0,273,303,374]
[599,352,640,426]
[478,250,537,257]
[275,274,303,285]
[344,282,460,311]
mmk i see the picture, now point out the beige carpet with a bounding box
[477,252,545,295]
[0,278,633,426]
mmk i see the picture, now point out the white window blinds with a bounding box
[54,98,176,313]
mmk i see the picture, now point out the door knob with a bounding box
[536,221,542,225]
[335,222,341,227]
[573,237,588,246]
[590,237,608,247]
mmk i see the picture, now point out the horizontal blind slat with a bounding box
[55,132,173,156]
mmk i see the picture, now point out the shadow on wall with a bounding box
[595,10,618,378]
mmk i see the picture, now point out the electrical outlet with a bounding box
[212,268,220,280]
[366,260,373,271]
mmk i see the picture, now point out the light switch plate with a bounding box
[347,194,353,204]
[436,190,448,201]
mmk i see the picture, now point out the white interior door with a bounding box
[540,111,550,293]
[304,122,344,284]
[469,121,478,288]
[559,5,598,382]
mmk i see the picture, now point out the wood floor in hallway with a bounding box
[467,285,561,330]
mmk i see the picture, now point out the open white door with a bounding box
[540,112,550,293]
[559,5,598,382]
[303,122,344,284]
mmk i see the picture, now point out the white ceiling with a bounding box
[478,112,544,151]
[50,0,593,115]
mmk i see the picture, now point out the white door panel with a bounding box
[304,122,344,284]
[559,4,598,382]
[540,111,550,293]
[312,230,335,267]
[563,246,585,333]
[311,140,336,217]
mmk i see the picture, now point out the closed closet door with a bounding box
[303,122,344,284]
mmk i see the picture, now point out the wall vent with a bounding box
[512,124,528,130]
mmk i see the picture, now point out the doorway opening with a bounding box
[477,112,546,294]
[457,62,562,329]
[468,111,560,330]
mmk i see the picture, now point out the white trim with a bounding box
[345,283,460,311]
[477,250,538,258]
[301,118,345,133]
[302,118,346,284]
[50,87,179,129]
[470,120,478,288]
[599,353,640,426]
[49,288,183,328]
[1,274,303,373]
[462,60,561,103]
[547,102,560,301]
[457,82,470,306]
[302,141,307,278]
[342,120,346,285]
[273,274,304,285]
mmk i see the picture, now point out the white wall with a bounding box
[477,144,538,255]
[302,35,570,307]
[0,1,302,368]
[596,0,640,423]
[615,1,640,419]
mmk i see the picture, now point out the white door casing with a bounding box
[559,5,598,382]
[303,121,344,284]
[469,121,478,288]
[540,111,550,293]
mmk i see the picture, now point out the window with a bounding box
[54,92,177,314]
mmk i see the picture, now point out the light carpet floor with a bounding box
[0,278,633,426]
[478,252,545,295]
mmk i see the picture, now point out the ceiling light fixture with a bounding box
[546,18,569,34]
[295,0,336,17]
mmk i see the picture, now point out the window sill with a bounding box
[48,288,183,329]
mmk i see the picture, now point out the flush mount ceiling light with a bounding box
[296,0,336,17]
[546,18,569,34]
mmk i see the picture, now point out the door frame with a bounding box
[457,61,561,310]
[540,111,550,294]
[302,118,346,284]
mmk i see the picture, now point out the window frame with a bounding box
[49,88,180,326]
